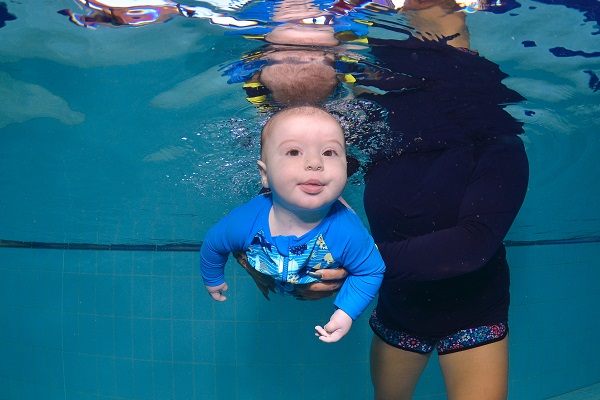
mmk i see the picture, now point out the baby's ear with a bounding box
[257,160,269,188]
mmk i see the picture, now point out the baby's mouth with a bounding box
[299,179,324,194]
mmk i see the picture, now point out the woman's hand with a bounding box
[291,268,349,300]
[234,250,349,301]
[233,250,278,300]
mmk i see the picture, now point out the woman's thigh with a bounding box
[438,335,509,400]
[370,334,431,400]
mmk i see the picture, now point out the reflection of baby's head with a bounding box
[260,50,338,106]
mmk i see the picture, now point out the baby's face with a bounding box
[259,113,347,214]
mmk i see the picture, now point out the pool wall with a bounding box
[0,241,599,399]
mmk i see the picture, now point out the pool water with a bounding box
[1,0,599,399]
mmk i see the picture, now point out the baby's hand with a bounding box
[314,309,353,343]
[205,282,228,302]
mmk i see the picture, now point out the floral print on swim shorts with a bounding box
[369,309,508,355]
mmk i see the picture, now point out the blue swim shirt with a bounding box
[200,193,385,320]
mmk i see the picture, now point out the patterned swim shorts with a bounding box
[369,310,508,355]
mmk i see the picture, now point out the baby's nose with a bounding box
[306,156,323,171]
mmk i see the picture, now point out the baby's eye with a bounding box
[323,150,338,156]
[287,149,301,156]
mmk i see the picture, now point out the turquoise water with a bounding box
[1,0,599,399]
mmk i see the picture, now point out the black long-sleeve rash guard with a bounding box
[358,37,529,337]
[366,136,529,282]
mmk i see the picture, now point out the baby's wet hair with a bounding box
[260,106,342,156]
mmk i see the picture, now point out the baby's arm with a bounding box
[314,204,385,340]
[331,242,385,321]
[201,208,251,301]
[201,233,230,301]
[201,195,271,301]
[315,309,353,343]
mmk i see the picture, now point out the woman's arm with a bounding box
[378,135,529,281]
